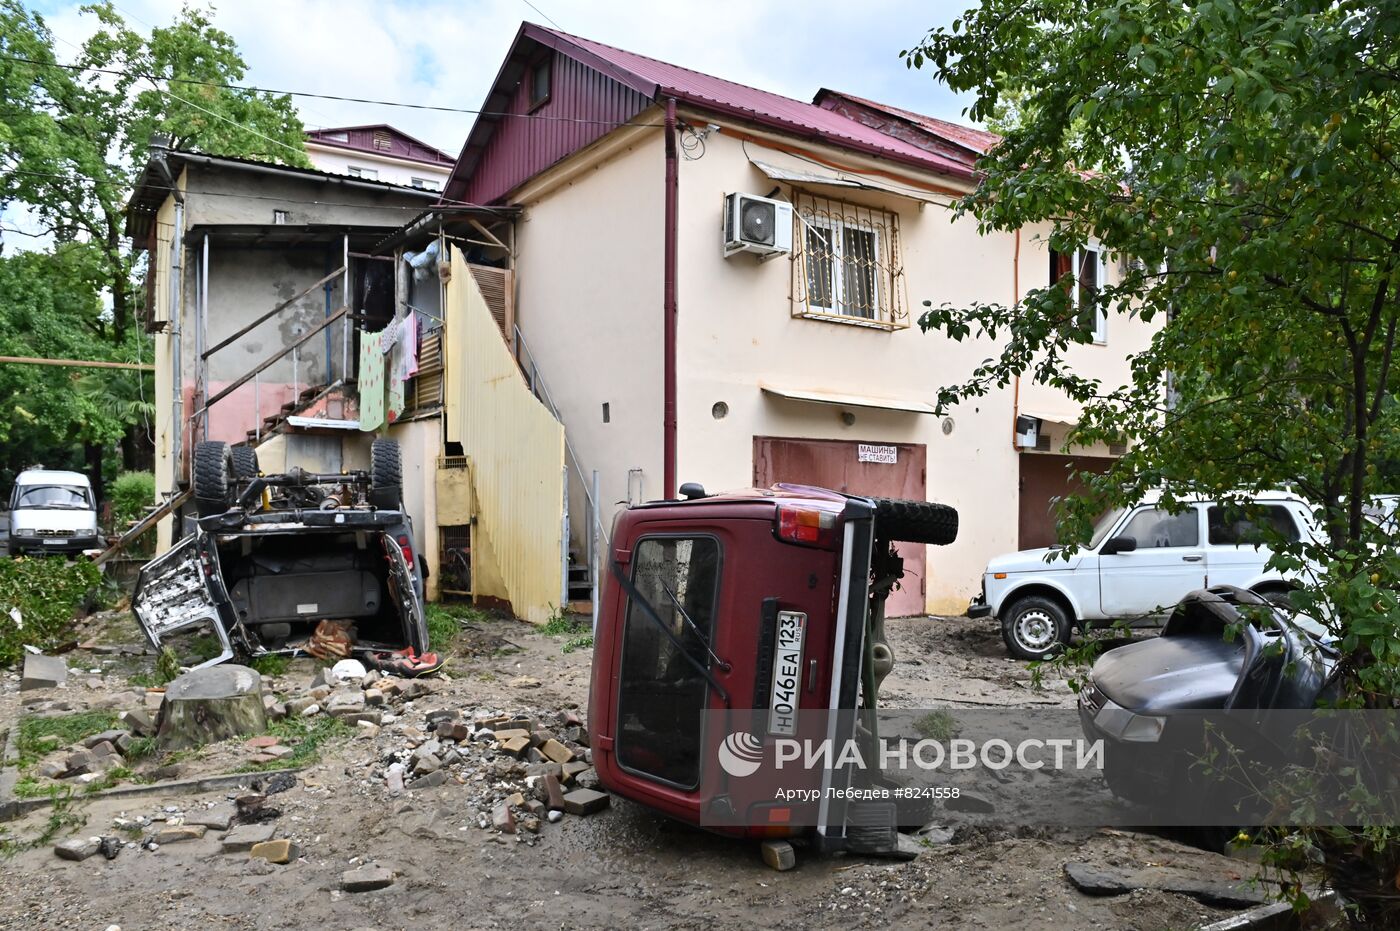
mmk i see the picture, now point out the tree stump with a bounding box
[157,665,267,750]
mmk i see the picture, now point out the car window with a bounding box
[1118,507,1199,548]
[1208,504,1300,546]
[1088,507,1127,549]
[15,484,91,509]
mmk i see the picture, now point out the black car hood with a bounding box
[1092,635,1247,713]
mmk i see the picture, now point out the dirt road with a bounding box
[0,612,1260,930]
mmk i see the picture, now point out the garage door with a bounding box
[1018,453,1114,550]
[753,436,928,617]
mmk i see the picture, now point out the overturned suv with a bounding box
[132,439,427,668]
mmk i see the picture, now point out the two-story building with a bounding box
[438,24,1155,615]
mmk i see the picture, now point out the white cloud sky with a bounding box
[5,0,973,243]
[27,0,974,155]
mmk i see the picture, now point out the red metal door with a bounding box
[1017,453,1114,550]
[753,436,928,617]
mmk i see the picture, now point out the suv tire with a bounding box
[1000,595,1071,661]
[871,497,958,546]
[230,446,260,481]
[193,441,234,517]
[369,438,403,510]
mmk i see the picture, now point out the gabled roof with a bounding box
[531,25,976,179]
[306,124,455,166]
[813,90,1001,159]
[444,23,983,201]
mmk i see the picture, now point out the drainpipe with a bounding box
[1011,228,1021,451]
[663,97,678,500]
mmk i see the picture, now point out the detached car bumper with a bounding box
[967,593,993,619]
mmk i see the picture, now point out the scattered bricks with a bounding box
[436,721,469,741]
[543,774,566,812]
[508,676,542,689]
[248,753,279,765]
[62,749,92,777]
[245,736,280,751]
[562,710,583,727]
[249,839,300,864]
[54,837,101,861]
[20,654,67,691]
[574,768,601,790]
[342,867,395,893]
[153,825,206,845]
[187,804,236,831]
[356,722,381,740]
[407,771,447,790]
[338,711,382,727]
[261,745,294,760]
[37,760,66,780]
[492,802,516,834]
[326,691,366,717]
[411,753,441,776]
[525,747,545,764]
[499,736,530,758]
[493,728,530,743]
[540,739,574,765]
[385,763,405,794]
[298,703,321,718]
[364,689,385,706]
[378,679,403,698]
[506,792,526,808]
[506,716,537,733]
[265,701,288,722]
[525,762,564,781]
[412,739,441,761]
[87,741,117,761]
[309,686,331,702]
[521,816,541,834]
[561,761,591,783]
[119,709,155,737]
[221,823,277,853]
[400,680,431,701]
[424,709,456,728]
[84,730,130,751]
[761,840,797,872]
[440,749,462,767]
[563,788,610,816]
[524,799,546,816]
[286,696,318,716]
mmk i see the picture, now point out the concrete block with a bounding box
[342,867,395,892]
[20,654,67,691]
[562,788,610,816]
[761,840,796,871]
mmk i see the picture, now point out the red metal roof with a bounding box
[530,26,976,181]
[813,90,1001,156]
[306,124,455,166]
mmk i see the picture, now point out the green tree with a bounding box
[905,2,1400,921]
[1,0,309,340]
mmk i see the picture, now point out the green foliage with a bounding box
[540,608,586,637]
[239,715,350,772]
[905,2,1400,922]
[0,557,102,667]
[912,710,960,742]
[0,0,309,479]
[153,645,180,685]
[123,736,156,762]
[248,653,289,677]
[16,711,117,765]
[108,471,155,529]
[561,634,594,654]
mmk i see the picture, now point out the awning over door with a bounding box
[760,383,935,415]
[1019,405,1081,427]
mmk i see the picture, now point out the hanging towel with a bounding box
[359,327,386,432]
[398,310,419,381]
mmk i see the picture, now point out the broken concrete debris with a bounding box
[249,838,300,864]
[342,866,395,893]
[20,653,68,692]
[157,665,266,750]
[53,837,103,862]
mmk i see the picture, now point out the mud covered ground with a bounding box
[0,611,1277,930]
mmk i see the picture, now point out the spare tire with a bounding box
[369,438,402,510]
[872,497,958,546]
[230,445,260,481]
[193,441,233,517]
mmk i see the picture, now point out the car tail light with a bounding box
[396,534,413,565]
[775,504,839,550]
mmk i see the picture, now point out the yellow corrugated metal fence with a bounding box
[444,248,564,624]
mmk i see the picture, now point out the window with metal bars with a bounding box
[791,193,907,329]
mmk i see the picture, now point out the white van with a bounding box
[7,469,100,556]
[967,490,1314,659]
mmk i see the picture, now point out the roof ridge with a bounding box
[535,23,822,110]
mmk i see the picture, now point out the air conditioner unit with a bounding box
[722,192,793,259]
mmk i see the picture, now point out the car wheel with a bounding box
[193,440,234,517]
[1255,587,1292,608]
[369,438,403,510]
[229,445,260,481]
[870,497,958,546]
[1000,595,1072,661]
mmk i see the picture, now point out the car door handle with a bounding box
[1181,555,1203,562]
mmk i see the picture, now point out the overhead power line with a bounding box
[0,53,666,127]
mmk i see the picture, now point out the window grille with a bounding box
[790,192,908,330]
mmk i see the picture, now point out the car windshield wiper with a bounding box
[609,560,731,704]
[658,579,730,673]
